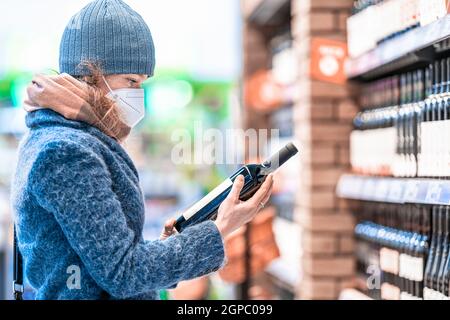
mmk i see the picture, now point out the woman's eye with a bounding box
[127,78,138,85]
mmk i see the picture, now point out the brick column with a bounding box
[242,23,271,133]
[291,0,358,299]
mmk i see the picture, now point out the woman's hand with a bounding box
[215,174,274,238]
[160,218,178,240]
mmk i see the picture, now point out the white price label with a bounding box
[425,181,442,204]
[388,180,404,202]
[403,180,420,203]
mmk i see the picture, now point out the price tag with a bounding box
[349,176,363,199]
[403,180,420,203]
[439,181,450,205]
[374,179,389,201]
[387,180,404,203]
[425,181,443,204]
[362,179,377,201]
[336,176,347,197]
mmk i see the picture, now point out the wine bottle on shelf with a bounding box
[405,72,417,177]
[412,205,427,300]
[435,59,447,176]
[398,205,411,300]
[443,58,450,177]
[411,69,423,178]
[394,75,406,177]
[424,206,438,299]
[440,208,450,299]
[437,207,449,299]
[427,206,444,299]
[174,143,299,232]
[430,60,440,177]
[420,63,437,178]
[418,65,432,177]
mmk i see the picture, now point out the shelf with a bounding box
[346,16,450,81]
[337,174,450,206]
[247,0,290,27]
[338,288,373,300]
[265,258,299,294]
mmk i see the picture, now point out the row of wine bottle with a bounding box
[355,202,450,300]
[350,57,450,178]
[347,0,447,58]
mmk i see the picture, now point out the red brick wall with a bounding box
[241,0,358,299]
[291,0,358,299]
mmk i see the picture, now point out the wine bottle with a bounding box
[440,208,450,299]
[174,143,299,232]
[432,206,445,299]
[424,206,439,299]
[437,207,449,299]
[416,205,431,299]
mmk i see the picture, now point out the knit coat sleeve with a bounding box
[29,140,225,299]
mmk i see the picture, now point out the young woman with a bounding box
[11,0,273,300]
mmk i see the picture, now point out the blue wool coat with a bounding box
[11,109,225,300]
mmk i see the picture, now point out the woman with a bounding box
[11,0,273,300]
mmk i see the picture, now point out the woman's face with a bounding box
[99,74,148,93]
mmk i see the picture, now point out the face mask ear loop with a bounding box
[102,75,114,94]
[93,76,118,128]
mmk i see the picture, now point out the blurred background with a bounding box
[2,0,449,301]
[0,0,300,300]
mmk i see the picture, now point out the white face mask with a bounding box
[103,76,145,128]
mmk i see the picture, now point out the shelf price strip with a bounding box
[337,175,450,205]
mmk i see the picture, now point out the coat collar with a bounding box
[25,109,138,177]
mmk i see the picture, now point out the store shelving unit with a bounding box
[346,15,450,81]
[340,16,450,201]
[337,175,450,206]
[338,4,450,300]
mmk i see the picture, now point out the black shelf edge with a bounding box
[346,15,450,81]
[247,0,290,27]
[336,174,450,205]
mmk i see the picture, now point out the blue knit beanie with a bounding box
[59,0,155,76]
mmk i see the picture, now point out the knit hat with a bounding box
[59,0,155,76]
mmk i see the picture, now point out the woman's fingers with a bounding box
[247,174,273,209]
[57,74,90,100]
[259,182,273,208]
[229,175,244,203]
[160,218,177,240]
[164,218,177,232]
[26,82,45,105]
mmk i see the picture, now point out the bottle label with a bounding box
[423,287,430,300]
[182,178,233,220]
[380,248,400,274]
[381,282,401,300]
[399,253,409,279]
[411,257,424,281]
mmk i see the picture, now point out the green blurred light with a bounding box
[146,79,193,118]
[10,74,32,108]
